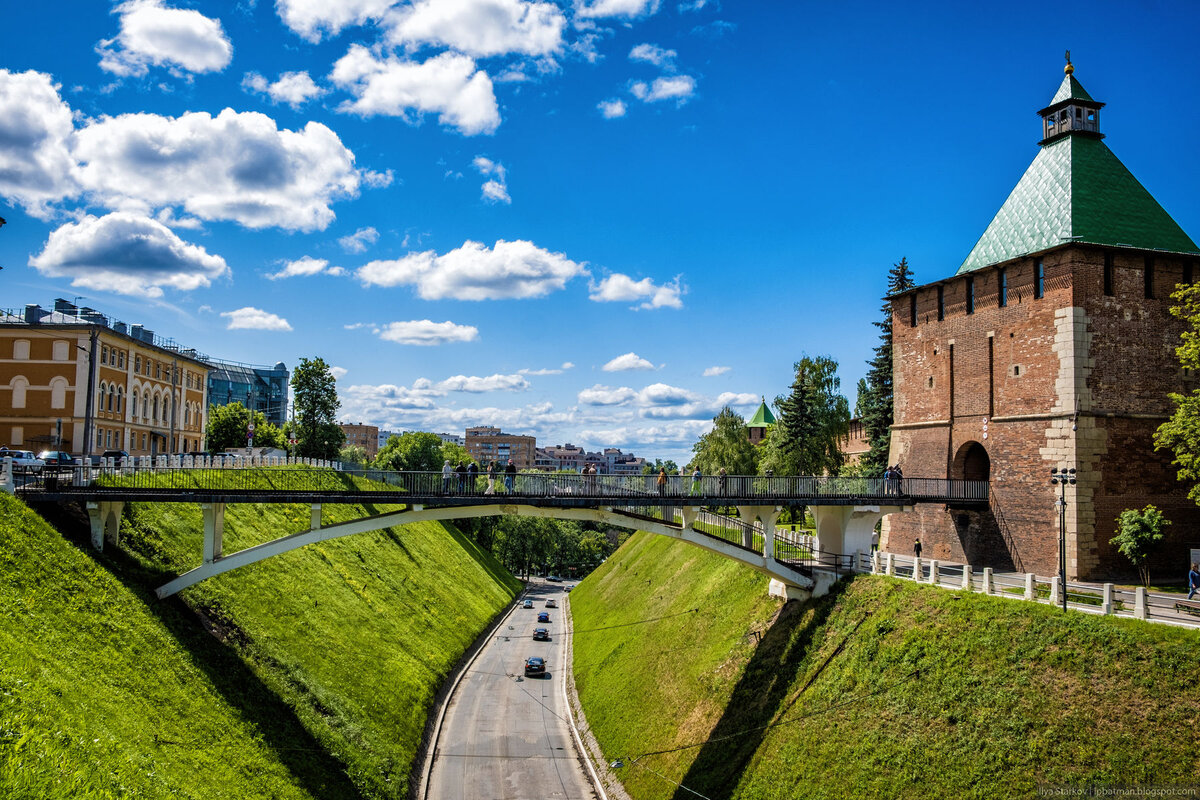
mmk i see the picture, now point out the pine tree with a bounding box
[859,257,915,476]
[760,355,849,476]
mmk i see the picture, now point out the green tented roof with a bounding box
[956,135,1200,274]
[1050,74,1094,105]
[747,400,775,428]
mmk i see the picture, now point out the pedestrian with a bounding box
[455,461,467,493]
[690,466,702,496]
[718,466,727,495]
[657,467,667,496]
[1189,562,1200,600]
[441,459,453,494]
[505,459,517,493]
[485,461,496,495]
[871,530,880,553]
[913,538,922,558]
[467,460,478,493]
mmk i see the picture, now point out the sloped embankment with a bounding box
[571,531,1200,799]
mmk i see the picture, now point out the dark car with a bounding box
[524,656,546,677]
[537,612,550,623]
[547,575,561,582]
[37,450,74,466]
[101,449,130,465]
[522,599,534,609]
[532,627,549,641]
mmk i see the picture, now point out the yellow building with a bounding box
[1,301,210,457]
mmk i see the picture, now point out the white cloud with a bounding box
[221,307,293,331]
[98,0,233,77]
[629,43,676,68]
[275,0,398,42]
[481,179,511,204]
[268,255,345,279]
[242,70,325,108]
[330,366,349,379]
[520,361,574,375]
[576,381,758,420]
[375,319,479,345]
[631,75,696,103]
[602,352,654,372]
[597,98,627,118]
[575,0,661,19]
[74,108,361,232]
[357,239,586,300]
[473,155,506,179]
[384,0,566,57]
[339,226,380,253]
[702,365,730,377]
[578,384,639,405]
[29,212,229,298]
[330,45,500,136]
[434,374,529,392]
[474,156,511,204]
[678,0,710,10]
[590,273,684,309]
[0,70,80,218]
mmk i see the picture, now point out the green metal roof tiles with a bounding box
[1050,74,1094,105]
[747,400,775,428]
[956,136,1199,275]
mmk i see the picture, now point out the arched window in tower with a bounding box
[50,377,67,409]
[10,376,29,409]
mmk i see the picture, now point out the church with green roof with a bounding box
[886,58,1200,582]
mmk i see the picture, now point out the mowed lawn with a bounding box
[571,531,1200,800]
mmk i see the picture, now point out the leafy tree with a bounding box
[759,355,850,476]
[1110,505,1170,587]
[291,357,345,460]
[376,432,445,472]
[205,402,285,452]
[441,441,476,468]
[690,406,757,475]
[1156,282,1200,504]
[338,444,369,465]
[641,458,679,475]
[858,257,916,476]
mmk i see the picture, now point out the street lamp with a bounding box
[1050,466,1077,612]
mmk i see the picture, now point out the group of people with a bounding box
[883,464,904,493]
[440,459,517,495]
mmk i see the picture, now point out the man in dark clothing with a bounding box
[505,459,517,493]
[914,538,923,558]
[455,461,467,493]
[466,460,478,493]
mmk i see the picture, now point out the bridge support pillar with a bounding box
[86,501,124,551]
[768,578,811,602]
[736,508,757,549]
[311,504,322,530]
[736,506,779,559]
[202,503,226,564]
[680,506,700,530]
[811,505,910,559]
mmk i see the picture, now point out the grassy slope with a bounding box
[118,473,521,797]
[572,532,1200,800]
[0,492,344,800]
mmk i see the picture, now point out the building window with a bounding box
[97,430,103,448]
[118,352,126,369]
[937,285,945,321]
[135,355,142,373]
[155,363,162,380]
[50,377,67,409]
[909,294,917,327]
[1034,260,1045,299]
[101,346,109,365]
[966,277,975,314]
[52,341,69,361]
[1103,253,1114,296]
[13,340,30,360]
[998,268,1007,307]
[10,376,28,409]
[1145,256,1155,299]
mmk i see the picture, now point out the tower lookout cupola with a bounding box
[1038,52,1104,144]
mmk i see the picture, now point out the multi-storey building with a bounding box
[1,299,209,456]
[206,360,290,427]
[339,422,380,458]
[887,62,1200,580]
[464,425,536,469]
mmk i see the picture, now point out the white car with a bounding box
[7,450,44,472]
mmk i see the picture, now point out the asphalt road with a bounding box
[425,579,597,800]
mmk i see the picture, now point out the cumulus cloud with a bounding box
[429,373,529,392]
[339,226,380,253]
[602,352,654,372]
[374,319,479,345]
[98,0,233,77]
[474,155,511,204]
[384,0,566,57]
[703,365,730,377]
[29,212,229,298]
[221,307,293,331]
[242,70,325,108]
[631,74,696,103]
[481,179,511,204]
[275,0,398,42]
[577,381,757,420]
[268,255,345,279]
[330,366,349,379]
[597,98,626,119]
[74,108,361,231]
[330,45,500,135]
[575,0,661,19]
[578,384,639,405]
[589,273,683,309]
[520,361,574,375]
[357,239,586,300]
[629,43,676,68]
[0,70,79,218]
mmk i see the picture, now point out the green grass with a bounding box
[572,532,1200,799]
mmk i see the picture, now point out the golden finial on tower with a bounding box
[1064,49,1074,75]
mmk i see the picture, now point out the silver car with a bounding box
[6,450,44,472]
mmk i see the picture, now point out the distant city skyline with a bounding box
[2,1,1198,465]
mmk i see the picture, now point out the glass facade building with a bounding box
[206,360,289,426]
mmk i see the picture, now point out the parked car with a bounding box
[101,449,130,465]
[537,612,550,623]
[546,575,562,582]
[6,450,44,472]
[545,599,557,608]
[37,450,74,466]
[532,627,550,641]
[524,656,546,677]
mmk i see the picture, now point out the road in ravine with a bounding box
[425,579,598,800]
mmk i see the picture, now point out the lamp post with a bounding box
[1050,466,1076,612]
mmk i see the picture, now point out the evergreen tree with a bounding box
[291,357,345,460]
[759,355,850,476]
[859,257,916,476]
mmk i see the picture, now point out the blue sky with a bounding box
[2,0,1199,465]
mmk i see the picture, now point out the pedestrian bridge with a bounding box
[7,460,987,602]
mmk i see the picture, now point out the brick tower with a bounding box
[886,58,1200,580]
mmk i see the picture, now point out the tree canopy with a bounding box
[690,406,757,475]
[1155,282,1200,505]
[375,431,475,472]
[759,355,850,476]
[291,357,345,460]
[1110,505,1170,587]
[204,402,285,452]
[858,257,915,476]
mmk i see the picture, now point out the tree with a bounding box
[339,444,369,465]
[759,355,850,476]
[205,402,285,452]
[291,357,344,460]
[690,406,757,475]
[441,441,476,468]
[641,458,679,475]
[1110,505,1170,587]
[376,431,446,472]
[858,257,916,476]
[1156,282,1200,504]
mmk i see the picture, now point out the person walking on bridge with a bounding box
[690,466,701,496]
[718,467,727,495]
[466,460,478,494]
[657,467,668,496]
[455,461,467,493]
[485,461,496,495]
[505,459,516,493]
[1188,562,1200,600]
[441,460,453,494]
